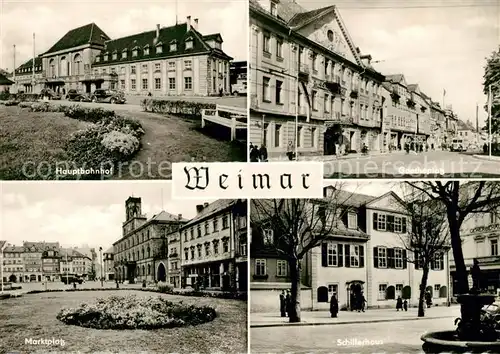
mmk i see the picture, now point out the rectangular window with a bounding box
[184,77,192,90]
[328,284,338,296]
[154,78,161,90]
[205,222,209,235]
[142,64,148,72]
[263,229,274,245]
[311,128,316,147]
[222,239,229,253]
[312,90,318,110]
[297,126,302,147]
[377,247,387,268]
[276,37,283,57]
[263,32,270,53]
[327,243,337,266]
[197,225,202,238]
[263,76,271,102]
[324,94,329,113]
[274,124,281,148]
[120,80,125,90]
[275,80,283,104]
[213,219,218,231]
[131,66,136,74]
[156,46,163,54]
[255,259,266,276]
[491,239,498,256]
[168,62,175,71]
[396,284,403,298]
[276,260,288,277]
[434,284,440,297]
[190,229,194,239]
[348,212,357,229]
[394,217,402,233]
[185,41,193,49]
[184,60,192,69]
[222,215,229,229]
[169,78,176,90]
[378,284,387,300]
[433,253,444,270]
[155,63,161,71]
[378,214,386,230]
[170,43,177,51]
[350,245,359,267]
[142,78,148,90]
[394,248,403,269]
[131,79,136,90]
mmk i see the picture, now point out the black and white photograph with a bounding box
[0,0,248,180]
[249,0,500,177]
[249,181,500,353]
[0,182,248,353]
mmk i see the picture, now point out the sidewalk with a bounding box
[267,150,408,162]
[251,305,460,328]
[472,154,500,162]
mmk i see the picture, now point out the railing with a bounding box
[470,223,500,234]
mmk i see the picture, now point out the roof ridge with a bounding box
[106,22,186,43]
[89,23,94,44]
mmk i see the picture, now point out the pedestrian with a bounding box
[396,296,403,311]
[403,299,408,311]
[285,290,291,317]
[425,291,432,308]
[360,292,367,312]
[115,279,119,289]
[286,141,294,161]
[330,293,339,318]
[259,145,268,162]
[219,84,223,97]
[279,290,286,317]
[250,145,260,162]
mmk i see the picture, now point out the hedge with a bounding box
[141,98,216,118]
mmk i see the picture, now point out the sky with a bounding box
[0,0,247,70]
[0,182,212,250]
[300,0,500,128]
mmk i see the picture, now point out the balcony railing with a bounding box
[299,63,310,74]
[325,112,353,126]
[470,223,500,234]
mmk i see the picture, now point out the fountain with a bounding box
[421,259,500,353]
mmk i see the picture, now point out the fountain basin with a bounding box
[457,293,496,307]
[421,331,500,353]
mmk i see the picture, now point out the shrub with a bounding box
[0,91,10,101]
[141,98,215,119]
[101,130,140,157]
[13,93,39,102]
[56,295,217,329]
[157,282,173,294]
[4,100,20,106]
[64,105,116,123]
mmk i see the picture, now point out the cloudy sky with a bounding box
[301,0,500,127]
[0,0,247,70]
[1,182,213,250]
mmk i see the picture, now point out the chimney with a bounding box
[156,24,160,38]
[360,54,372,66]
[194,18,198,31]
[203,202,209,208]
[196,204,204,213]
[187,16,191,30]
[177,213,182,220]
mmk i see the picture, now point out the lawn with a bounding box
[0,290,247,353]
[0,105,246,180]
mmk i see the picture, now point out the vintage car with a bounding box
[39,88,62,100]
[90,89,126,104]
[66,89,91,102]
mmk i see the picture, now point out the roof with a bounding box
[385,74,405,84]
[43,23,110,55]
[93,22,232,66]
[325,187,377,207]
[0,73,14,85]
[3,245,23,252]
[60,248,89,258]
[182,199,236,228]
[457,120,476,131]
[103,246,114,254]
[15,57,43,74]
[407,84,418,92]
[23,241,59,251]
[288,5,335,28]
[277,0,307,22]
[150,210,188,222]
[202,33,223,42]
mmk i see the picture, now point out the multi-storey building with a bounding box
[180,199,247,291]
[41,243,61,281]
[430,102,446,149]
[457,120,480,148]
[2,246,24,283]
[407,84,431,146]
[13,17,232,96]
[113,197,187,284]
[445,107,459,143]
[103,247,115,281]
[0,73,14,92]
[250,188,449,312]
[450,205,500,296]
[59,249,92,279]
[249,0,385,158]
[22,242,50,282]
[167,227,182,288]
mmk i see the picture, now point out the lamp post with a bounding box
[99,247,103,287]
[1,241,7,294]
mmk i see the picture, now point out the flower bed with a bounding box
[56,294,217,329]
[64,105,116,123]
[141,99,215,119]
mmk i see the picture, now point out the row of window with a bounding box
[261,123,318,149]
[17,65,42,73]
[254,259,288,277]
[184,238,230,260]
[322,243,365,268]
[373,213,407,233]
[96,38,194,63]
[182,215,231,242]
[476,238,499,257]
[2,253,23,258]
[126,77,192,91]
[3,267,23,271]
[99,60,193,76]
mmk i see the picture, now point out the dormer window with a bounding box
[132,47,139,57]
[185,37,193,50]
[122,49,128,59]
[156,42,163,54]
[170,40,177,52]
[144,45,150,56]
[103,53,109,61]
[96,56,100,62]
[270,1,278,16]
[112,51,117,60]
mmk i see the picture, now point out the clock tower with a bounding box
[123,197,147,236]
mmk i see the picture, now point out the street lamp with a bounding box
[1,241,7,294]
[99,247,103,287]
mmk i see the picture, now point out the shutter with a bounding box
[373,247,379,268]
[387,215,395,232]
[321,243,328,267]
[345,244,350,267]
[373,213,378,230]
[430,256,435,270]
[338,244,344,267]
[402,217,407,233]
[402,249,407,269]
[414,252,420,270]
[359,245,365,268]
[387,248,395,268]
[342,209,349,228]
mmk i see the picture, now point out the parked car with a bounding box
[90,89,126,104]
[39,88,62,100]
[450,138,464,152]
[66,89,91,102]
[231,81,247,96]
[61,276,83,285]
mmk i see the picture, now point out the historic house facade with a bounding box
[59,249,92,279]
[13,17,232,96]
[2,246,24,283]
[102,247,115,281]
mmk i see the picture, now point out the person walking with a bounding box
[285,290,291,317]
[396,296,403,311]
[286,141,294,161]
[360,292,367,312]
[250,144,260,162]
[330,293,339,318]
[279,290,286,317]
[259,145,268,162]
[403,299,408,311]
[425,291,432,308]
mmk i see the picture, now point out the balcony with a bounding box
[325,112,353,126]
[421,106,427,113]
[407,99,416,109]
[350,87,359,99]
[390,90,400,101]
[298,63,310,82]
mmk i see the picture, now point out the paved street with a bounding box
[251,316,457,353]
[318,150,500,178]
[2,280,144,294]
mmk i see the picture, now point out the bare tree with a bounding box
[250,182,354,323]
[405,181,500,295]
[398,185,450,317]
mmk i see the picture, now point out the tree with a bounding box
[405,181,500,295]
[250,183,353,323]
[398,186,450,317]
[483,48,500,134]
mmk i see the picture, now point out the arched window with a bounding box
[141,247,144,259]
[147,264,151,275]
[73,54,82,75]
[147,246,150,258]
[317,286,329,302]
[402,285,411,300]
[386,285,395,300]
[142,265,145,276]
[49,59,56,77]
[60,57,68,76]
[439,286,447,298]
